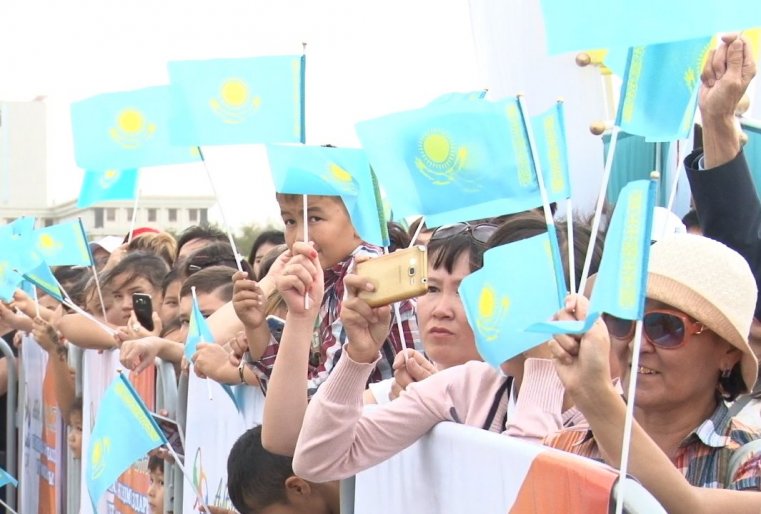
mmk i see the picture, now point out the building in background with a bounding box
[0,99,217,238]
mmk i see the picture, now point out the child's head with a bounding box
[147,455,164,514]
[67,397,83,460]
[227,426,338,514]
[276,193,362,269]
[100,252,170,325]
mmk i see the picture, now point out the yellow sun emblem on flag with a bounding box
[98,169,121,189]
[414,131,468,186]
[476,284,510,342]
[210,78,261,124]
[38,234,63,255]
[109,108,157,149]
[90,436,112,480]
[0,261,8,282]
[323,163,358,195]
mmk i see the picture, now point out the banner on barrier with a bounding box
[20,335,64,514]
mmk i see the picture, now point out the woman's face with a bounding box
[160,279,181,326]
[105,272,162,326]
[616,299,740,413]
[417,252,480,370]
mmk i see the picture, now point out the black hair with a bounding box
[161,268,182,296]
[175,225,228,259]
[160,317,182,338]
[53,265,89,292]
[247,230,286,267]
[179,265,235,301]
[227,425,294,513]
[387,221,411,253]
[182,242,252,279]
[719,364,746,401]
[681,209,701,231]
[427,227,488,275]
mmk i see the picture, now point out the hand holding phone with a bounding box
[355,246,428,308]
[132,293,154,332]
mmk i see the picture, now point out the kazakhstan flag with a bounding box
[356,97,544,227]
[86,374,167,510]
[459,233,562,368]
[71,86,201,170]
[184,292,215,361]
[528,178,658,335]
[77,168,139,208]
[616,37,712,142]
[168,55,305,145]
[32,219,93,267]
[532,102,572,202]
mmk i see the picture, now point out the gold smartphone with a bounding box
[355,246,428,307]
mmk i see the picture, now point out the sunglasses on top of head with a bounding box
[429,222,498,245]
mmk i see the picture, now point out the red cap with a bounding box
[123,226,160,243]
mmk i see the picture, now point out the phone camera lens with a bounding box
[408,267,416,276]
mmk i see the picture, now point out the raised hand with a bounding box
[341,271,392,364]
[390,349,436,399]
[232,271,266,329]
[276,241,324,318]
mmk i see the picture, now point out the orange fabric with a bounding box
[510,450,616,514]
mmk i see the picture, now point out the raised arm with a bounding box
[261,241,323,456]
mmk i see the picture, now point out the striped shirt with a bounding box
[253,243,420,398]
[544,401,761,490]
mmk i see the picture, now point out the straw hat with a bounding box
[647,234,758,392]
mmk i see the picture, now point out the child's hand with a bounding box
[32,316,62,353]
[226,331,249,366]
[232,272,266,329]
[276,241,324,318]
[341,272,392,364]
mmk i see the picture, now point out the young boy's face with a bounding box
[278,195,362,269]
[148,467,164,514]
[67,410,83,460]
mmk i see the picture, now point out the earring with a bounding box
[721,368,732,379]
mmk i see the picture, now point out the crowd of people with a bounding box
[2,33,761,514]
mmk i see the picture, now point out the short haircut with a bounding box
[148,455,163,473]
[247,230,285,266]
[275,193,348,216]
[179,265,235,301]
[176,225,228,258]
[227,425,294,513]
[100,252,170,294]
[70,396,83,417]
[681,209,701,230]
[182,242,252,279]
[427,226,488,275]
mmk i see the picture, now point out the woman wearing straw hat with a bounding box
[548,234,761,512]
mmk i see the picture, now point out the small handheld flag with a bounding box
[77,168,139,209]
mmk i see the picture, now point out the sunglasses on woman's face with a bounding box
[603,309,706,349]
[429,222,498,245]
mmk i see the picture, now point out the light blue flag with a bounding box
[615,37,712,142]
[168,55,305,145]
[71,86,201,170]
[183,294,241,409]
[538,0,759,54]
[32,219,93,267]
[77,168,139,208]
[459,233,563,367]
[427,90,487,106]
[0,259,23,302]
[0,467,17,488]
[529,179,658,335]
[184,294,214,361]
[23,259,64,303]
[267,144,388,246]
[532,102,572,202]
[86,373,167,509]
[356,97,545,227]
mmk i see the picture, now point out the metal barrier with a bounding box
[66,345,85,514]
[0,337,18,511]
[155,359,179,514]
